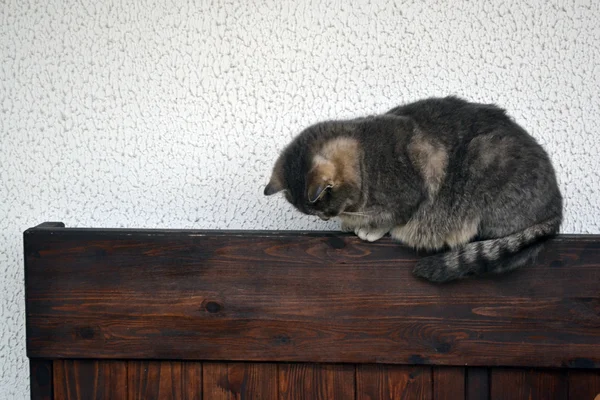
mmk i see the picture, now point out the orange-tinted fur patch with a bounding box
[310,137,361,188]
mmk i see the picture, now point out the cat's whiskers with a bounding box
[340,211,374,216]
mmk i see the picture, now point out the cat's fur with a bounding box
[264,96,563,282]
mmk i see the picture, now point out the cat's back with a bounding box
[386,96,513,140]
[387,96,507,120]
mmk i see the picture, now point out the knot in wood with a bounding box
[205,301,222,313]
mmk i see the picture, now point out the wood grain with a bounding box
[279,363,354,400]
[356,365,432,400]
[25,226,600,367]
[202,362,277,399]
[466,368,489,400]
[490,368,567,400]
[53,360,126,400]
[30,359,53,400]
[568,370,600,400]
[433,367,464,400]
[128,361,201,400]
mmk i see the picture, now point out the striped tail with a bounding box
[412,216,562,283]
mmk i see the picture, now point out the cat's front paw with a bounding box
[355,227,389,242]
[341,221,356,233]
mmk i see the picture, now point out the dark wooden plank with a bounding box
[490,368,567,400]
[184,362,203,400]
[128,361,201,400]
[356,365,431,400]
[202,362,276,399]
[53,360,126,400]
[466,368,489,400]
[279,363,354,400]
[30,359,53,400]
[25,226,600,367]
[33,222,65,228]
[434,367,464,400]
[568,370,600,400]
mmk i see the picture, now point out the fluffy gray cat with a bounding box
[264,96,562,282]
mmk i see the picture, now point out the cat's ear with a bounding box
[306,161,335,203]
[264,155,286,196]
[264,178,284,196]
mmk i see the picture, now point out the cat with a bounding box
[264,96,563,282]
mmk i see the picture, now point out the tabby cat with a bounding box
[264,96,562,282]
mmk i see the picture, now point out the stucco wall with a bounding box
[1,0,599,397]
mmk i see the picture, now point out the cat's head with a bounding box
[264,121,363,220]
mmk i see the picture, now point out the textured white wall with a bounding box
[1,0,599,397]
